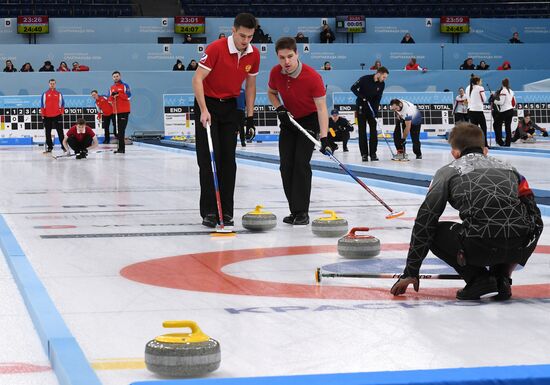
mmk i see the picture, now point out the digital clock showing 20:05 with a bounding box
[17,15,49,34]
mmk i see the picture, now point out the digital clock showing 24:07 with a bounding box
[17,15,49,34]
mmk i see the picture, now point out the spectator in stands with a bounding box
[218,33,226,39]
[253,24,270,43]
[184,34,193,44]
[173,59,185,71]
[20,62,34,72]
[512,111,548,142]
[497,60,512,70]
[322,61,332,71]
[57,61,70,72]
[401,33,415,44]
[187,59,198,71]
[3,59,17,72]
[459,58,475,70]
[72,62,90,71]
[295,32,308,43]
[39,60,55,72]
[370,60,382,70]
[453,87,469,123]
[404,58,426,71]
[476,60,490,70]
[509,32,523,44]
[320,24,335,44]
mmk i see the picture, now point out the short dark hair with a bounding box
[377,66,389,75]
[275,37,297,53]
[91,89,98,94]
[448,122,484,152]
[49,79,56,82]
[112,71,120,76]
[234,13,257,30]
[77,118,86,125]
[389,99,401,107]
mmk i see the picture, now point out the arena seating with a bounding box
[0,0,135,17]
[180,1,550,18]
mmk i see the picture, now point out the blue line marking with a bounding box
[0,216,102,385]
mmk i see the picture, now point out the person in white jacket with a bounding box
[465,75,488,147]
[492,78,515,147]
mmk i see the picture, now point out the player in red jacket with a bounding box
[109,71,131,154]
[40,78,65,153]
[91,90,115,144]
[62,118,98,159]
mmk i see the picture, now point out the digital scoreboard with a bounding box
[440,16,470,34]
[174,16,205,34]
[17,16,49,34]
[335,16,366,33]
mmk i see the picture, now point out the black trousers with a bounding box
[493,109,514,146]
[393,121,422,156]
[327,130,350,149]
[67,135,93,153]
[194,97,239,219]
[357,104,378,157]
[115,112,129,152]
[511,128,534,142]
[237,110,246,145]
[468,111,488,147]
[43,115,64,150]
[279,113,318,215]
[102,114,116,142]
[429,222,535,283]
[454,112,468,123]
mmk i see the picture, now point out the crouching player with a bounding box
[62,118,98,159]
[391,123,543,300]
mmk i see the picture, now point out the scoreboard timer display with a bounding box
[440,16,470,34]
[17,16,49,34]
[174,16,205,34]
[335,16,366,33]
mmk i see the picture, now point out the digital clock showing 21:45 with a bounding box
[17,15,50,34]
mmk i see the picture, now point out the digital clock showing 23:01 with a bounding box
[17,15,49,34]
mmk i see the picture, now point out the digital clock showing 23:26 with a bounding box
[17,16,49,34]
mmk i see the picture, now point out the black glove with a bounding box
[276,105,292,128]
[245,116,255,140]
[543,131,548,137]
[320,136,335,155]
[111,91,119,97]
[390,274,420,296]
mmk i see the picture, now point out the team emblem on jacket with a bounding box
[245,64,252,72]
[199,54,208,63]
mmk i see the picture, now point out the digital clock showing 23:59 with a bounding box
[17,15,49,34]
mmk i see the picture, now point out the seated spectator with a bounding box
[20,62,34,72]
[252,24,271,43]
[173,59,185,71]
[511,111,548,142]
[72,62,89,71]
[401,33,415,44]
[295,32,308,43]
[404,57,426,71]
[509,32,523,44]
[57,61,70,72]
[497,60,512,70]
[322,61,332,71]
[39,60,55,72]
[3,59,17,72]
[370,60,382,70]
[187,59,198,71]
[459,58,475,70]
[327,109,354,152]
[476,60,490,70]
[184,34,193,44]
[218,33,226,39]
[320,24,335,43]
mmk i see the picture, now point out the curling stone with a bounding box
[145,320,221,378]
[337,227,381,259]
[311,210,348,237]
[242,205,277,231]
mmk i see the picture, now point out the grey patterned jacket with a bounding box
[404,148,543,277]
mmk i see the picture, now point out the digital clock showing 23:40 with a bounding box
[17,15,50,34]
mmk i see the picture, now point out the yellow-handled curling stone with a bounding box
[337,227,381,259]
[311,210,348,237]
[145,320,221,377]
[241,205,277,231]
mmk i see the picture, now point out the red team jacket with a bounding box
[95,95,113,118]
[109,81,131,114]
[40,89,64,117]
